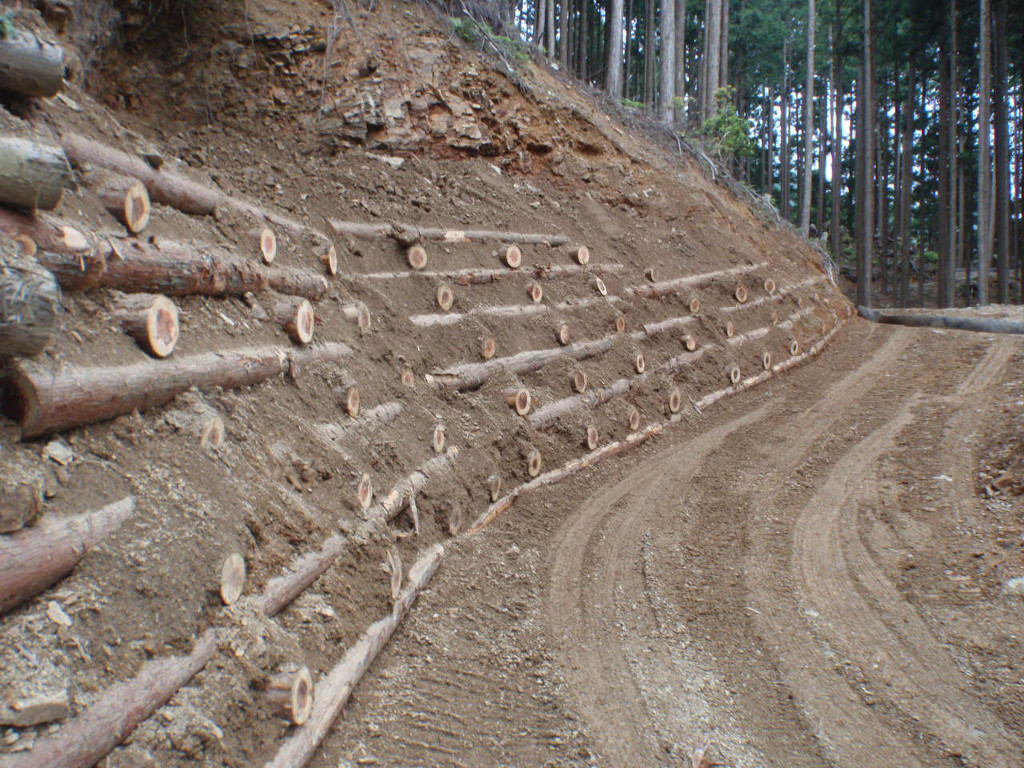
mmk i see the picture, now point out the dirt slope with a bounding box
[2,2,1019,768]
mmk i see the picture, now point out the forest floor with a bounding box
[0,1,1021,767]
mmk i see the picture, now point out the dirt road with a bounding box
[321,320,1024,768]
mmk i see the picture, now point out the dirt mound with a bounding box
[0,2,847,766]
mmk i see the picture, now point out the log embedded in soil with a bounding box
[341,302,371,331]
[0,496,135,614]
[436,283,455,311]
[314,402,403,451]
[321,245,338,276]
[258,533,347,617]
[357,474,373,510]
[527,448,543,477]
[0,137,71,211]
[668,387,682,414]
[585,425,599,450]
[425,336,614,391]
[480,336,497,360]
[407,244,427,270]
[111,293,178,357]
[265,665,314,726]
[260,227,277,264]
[504,386,532,416]
[570,368,588,393]
[631,315,696,339]
[734,285,748,303]
[487,474,502,503]
[276,297,315,345]
[502,245,521,268]
[628,407,641,431]
[386,548,403,600]
[0,32,65,97]
[469,426,663,533]
[408,294,623,328]
[265,544,444,768]
[858,305,1024,335]
[8,629,219,768]
[0,257,59,357]
[4,341,352,438]
[615,315,627,333]
[362,448,460,526]
[572,244,589,265]
[726,326,770,346]
[625,262,767,300]
[555,322,570,345]
[634,354,646,374]
[357,262,623,286]
[220,553,246,605]
[329,218,570,247]
[431,423,445,453]
[98,175,150,234]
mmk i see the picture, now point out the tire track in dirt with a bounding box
[546,406,769,767]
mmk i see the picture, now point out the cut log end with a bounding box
[615,315,627,333]
[345,387,360,418]
[555,322,570,346]
[279,298,315,345]
[357,305,372,332]
[527,448,542,478]
[260,227,277,264]
[103,179,151,234]
[401,368,415,388]
[594,277,607,296]
[761,351,772,370]
[407,244,428,270]
[734,285,748,304]
[321,245,338,276]
[634,354,646,374]
[115,294,180,358]
[585,425,599,450]
[688,297,701,315]
[668,387,682,414]
[725,321,735,338]
[266,665,314,726]
[644,267,657,282]
[481,336,497,360]
[220,553,246,606]
[61,226,89,251]
[571,368,588,394]
[387,548,403,600]
[681,334,697,352]
[487,473,502,503]
[357,473,373,511]
[574,245,590,265]
[201,416,225,448]
[628,407,641,432]
[727,364,741,385]
[503,245,522,269]
[789,340,800,356]
[764,277,776,294]
[431,423,445,454]
[527,281,544,304]
[504,387,532,416]
[436,284,455,312]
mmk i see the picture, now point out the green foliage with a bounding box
[450,16,530,63]
[701,87,756,160]
[620,98,645,110]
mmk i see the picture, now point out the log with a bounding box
[329,218,570,246]
[504,386,532,416]
[734,285,748,303]
[487,473,502,503]
[343,386,360,418]
[321,245,338,276]
[628,406,641,431]
[357,262,623,286]
[527,448,543,477]
[527,281,543,303]
[764,277,777,294]
[572,244,589,265]
[400,367,415,387]
[634,353,646,374]
[98,175,150,234]
[644,267,657,282]
[594,276,608,296]
[668,387,682,414]
[570,368,588,393]
[555,322,570,346]
[502,245,521,269]
[260,227,277,264]
[314,402,402,449]
[614,315,626,333]
[469,426,663,533]
[408,294,623,328]
[431,423,445,453]
[407,244,427,270]
[761,351,772,370]
[276,297,315,345]
[357,473,373,510]
[111,293,178,358]
[681,334,697,351]
[201,416,225,448]
[631,315,696,339]
[689,297,701,314]
[61,132,219,216]
[258,534,347,617]
[0,497,135,614]
[341,302,371,331]
[4,342,352,438]
[436,283,454,311]
[0,137,71,211]
[0,480,42,533]
[386,548,403,600]
[726,326,770,346]
[480,336,497,360]
[726,363,742,385]
[625,262,767,300]
[0,31,65,98]
[858,305,1024,335]
[0,256,59,357]
[362,448,460,525]
[789,339,801,355]
[265,665,314,726]
[220,553,246,605]
[265,545,444,768]
[585,425,599,450]
[425,336,614,391]
[7,629,219,768]
[725,321,735,338]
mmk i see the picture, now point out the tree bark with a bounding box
[799,0,816,234]
[831,1,844,265]
[266,545,445,768]
[0,137,70,211]
[0,255,59,357]
[606,0,624,99]
[659,0,676,123]
[4,342,352,438]
[0,31,65,97]
[977,0,992,305]
[0,497,135,614]
[993,0,1010,304]
[898,58,915,308]
[780,39,791,221]
[674,0,688,126]
[854,0,875,308]
[8,629,219,768]
[937,33,952,307]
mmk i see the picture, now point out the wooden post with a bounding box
[0,137,71,211]
[0,256,59,357]
[0,497,135,613]
[0,31,66,98]
[111,294,178,358]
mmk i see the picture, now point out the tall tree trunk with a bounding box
[579,0,589,80]
[535,0,546,46]
[898,58,915,308]
[855,0,875,308]
[674,0,688,126]
[625,0,634,99]
[547,0,556,57]
[993,0,1010,303]
[780,39,791,222]
[606,0,624,99]
[799,0,816,234]
[877,73,889,296]
[645,0,656,109]
[937,34,952,307]
[977,0,992,305]
[660,0,676,122]
[702,0,723,121]
[946,0,960,307]
[719,0,730,89]
[817,77,827,236]
[559,0,569,68]
[831,0,844,265]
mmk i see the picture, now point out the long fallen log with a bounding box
[0,137,71,211]
[624,261,767,299]
[0,497,135,614]
[408,294,623,328]
[858,306,1024,335]
[0,32,65,98]
[266,544,445,768]
[425,336,614,391]
[329,219,570,247]
[4,342,351,438]
[469,426,663,533]
[0,256,59,357]
[358,262,623,286]
[8,629,219,768]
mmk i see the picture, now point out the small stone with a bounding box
[0,691,71,727]
[46,601,72,627]
[43,440,73,466]
[1002,577,1024,597]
